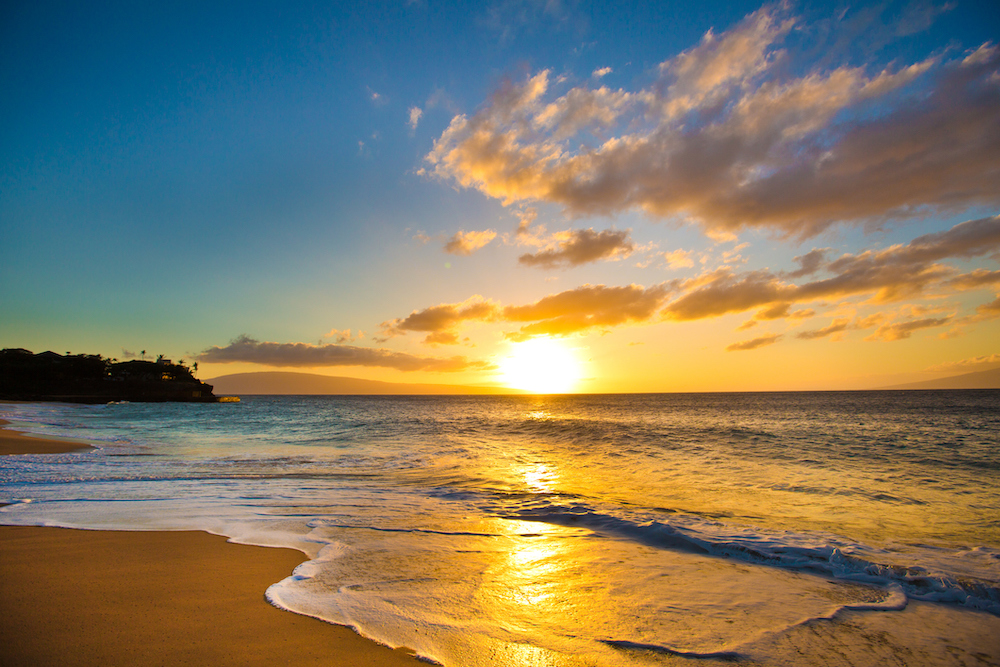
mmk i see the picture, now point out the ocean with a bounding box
[2,391,998,666]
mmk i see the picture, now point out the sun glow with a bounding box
[500,337,582,394]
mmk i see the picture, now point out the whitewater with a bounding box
[2,391,998,665]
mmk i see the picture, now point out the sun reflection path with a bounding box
[522,463,557,493]
[478,520,580,631]
[469,517,639,665]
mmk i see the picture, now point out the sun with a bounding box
[499,337,582,394]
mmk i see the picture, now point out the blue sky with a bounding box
[2,1,999,391]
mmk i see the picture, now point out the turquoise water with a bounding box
[2,392,998,665]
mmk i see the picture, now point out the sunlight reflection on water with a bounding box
[2,392,998,666]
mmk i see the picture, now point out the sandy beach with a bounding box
[0,418,424,666]
[0,418,95,455]
[0,526,425,666]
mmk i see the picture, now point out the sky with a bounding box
[2,0,999,392]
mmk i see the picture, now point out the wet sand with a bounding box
[0,525,426,666]
[0,418,95,455]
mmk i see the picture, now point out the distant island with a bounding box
[207,371,522,395]
[0,349,220,403]
[209,369,1000,395]
[878,367,1000,390]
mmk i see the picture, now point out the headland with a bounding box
[0,348,220,403]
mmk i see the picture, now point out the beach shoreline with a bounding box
[0,417,96,455]
[0,525,426,666]
[0,414,425,666]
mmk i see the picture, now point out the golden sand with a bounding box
[0,418,95,455]
[0,526,425,666]
[0,415,423,665]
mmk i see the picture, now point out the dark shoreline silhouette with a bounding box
[0,349,218,403]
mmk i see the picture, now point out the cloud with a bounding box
[534,85,634,139]
[785,249,828,278]
[978,295,1000,316]
[782,310,959,343]
[665,269,796,320]
[380,297,500,344]
[658,6,794,117]
[382,214,1000,347]
[864,317,953,342]
[422,331,460,346]
[196,335,491,372]
[593,67,612,79]
[963,42,998,67]
[946,269,1000,290]
[664,249,695,269]
[404,215,989,344]
[799,215,1000,302]
[662,216,1000,321]
[754,302,813,320]
[518,228,634,268]
[408,106,423,131]
[324,328,362,344]
[726,333,782,351]
[382,283,673,344]
[425,6,999,239]
[444,229,497,255]
[502,282,673,340]
[795,318,850,340]
[514,207,538,236]
[926,353,1000,372]
[881,215,1000,263]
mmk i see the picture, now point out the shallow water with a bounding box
[2,392,999,665]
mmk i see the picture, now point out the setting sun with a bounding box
[499,337,582,394]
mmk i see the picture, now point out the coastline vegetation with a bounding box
[0,348,219,403]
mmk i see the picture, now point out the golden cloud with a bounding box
[946,270,1000,290]
[978,295,1000,316]
[664,249,695,269]
[518,228,634,269]
[664,270,796,321]
[501,283,673,340]
[380,217,1000,347]
[381,283,674,344]
[864,317,953,342]
[795,319,851,340]
[425,6,999,239]
[444,229,497,255]
[663,216,1000,321]
[380,297,499,344]
[726,333,782,351]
